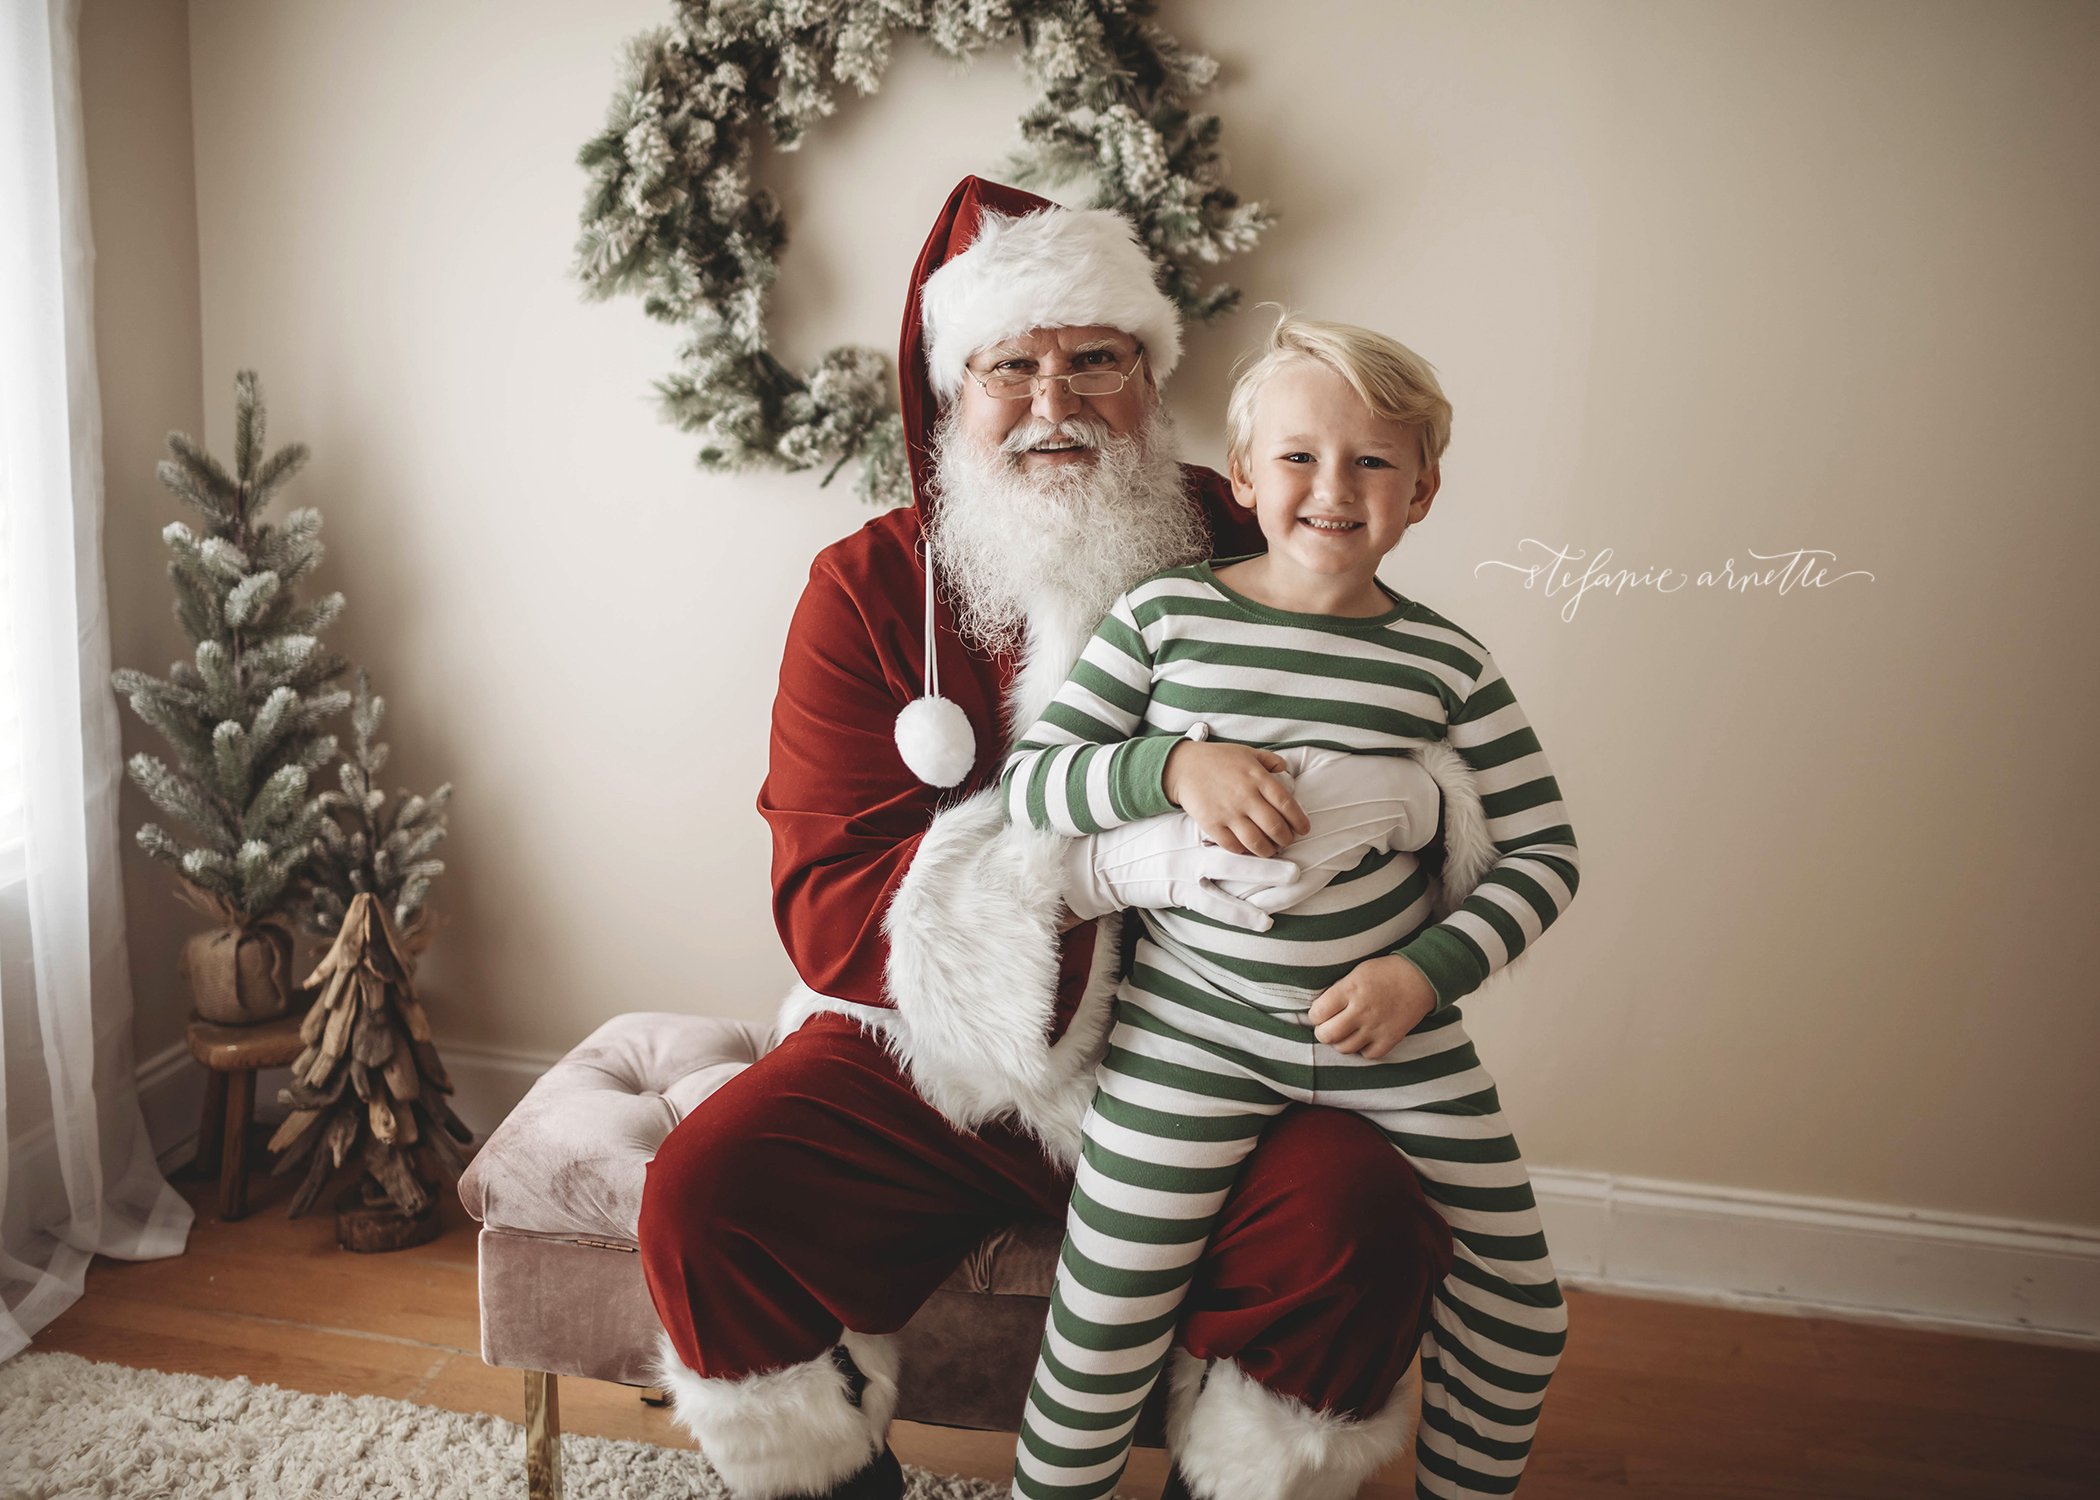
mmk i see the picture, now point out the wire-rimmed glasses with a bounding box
[965,349,1147,400]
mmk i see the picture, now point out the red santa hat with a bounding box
[891,178,1185,788]
[917,198,1184,405]
[894,177,1183,517]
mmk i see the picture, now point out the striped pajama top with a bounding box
[1001,559,1581,1014]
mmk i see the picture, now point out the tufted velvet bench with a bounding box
[458,1010,1171,1498]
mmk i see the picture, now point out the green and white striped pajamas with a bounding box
[1002,562,1581,1499]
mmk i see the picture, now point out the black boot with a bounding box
[786,1344,902,1500]
[796,1443,902,1500]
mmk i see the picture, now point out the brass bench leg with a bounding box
[525,1370,563,1500]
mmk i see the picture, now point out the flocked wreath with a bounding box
[572,0,1273,506]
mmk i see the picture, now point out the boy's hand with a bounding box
[1307,955,1438,1059]
[1163,740,1311,857]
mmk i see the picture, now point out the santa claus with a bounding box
[638,177,1471,1500]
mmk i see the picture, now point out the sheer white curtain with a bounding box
[0,0,192,1363]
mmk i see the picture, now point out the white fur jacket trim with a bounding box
[878,786,1123,1167]
[650,1329,901,1499]
[1413,738,1498,922]
[779,598,1134,1169]
[1164,1349,1421,1500]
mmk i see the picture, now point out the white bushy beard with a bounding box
[924,403,1210,662]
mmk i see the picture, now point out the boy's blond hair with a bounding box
[1224,309,1453,473]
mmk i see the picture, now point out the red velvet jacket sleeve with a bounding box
[755,518,1006,1006]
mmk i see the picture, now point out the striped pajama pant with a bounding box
[1011,938,1568,1500]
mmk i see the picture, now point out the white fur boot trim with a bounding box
[1163,1349,1421,1500]
[649,1329,901,1499]
[1410,741,1496,920]
[879,786,1118,1167]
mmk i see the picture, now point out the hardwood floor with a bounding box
[28,1151,2100,1498]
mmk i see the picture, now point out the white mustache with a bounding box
[1000,415,1116,455]
[928,403,1206,661]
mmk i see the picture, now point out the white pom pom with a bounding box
[894,695,977,788]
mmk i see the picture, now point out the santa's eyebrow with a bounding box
[977,337,1129,362]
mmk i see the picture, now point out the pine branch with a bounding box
[127,753,234,849]
[162,435,239,510]
[233,370,265,480]
[247,443,311,525]
[223,570,281,629]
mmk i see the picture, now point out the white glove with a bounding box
[1213,746,1443,913]
[1059,816,1300,933]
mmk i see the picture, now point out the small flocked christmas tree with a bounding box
[302,669,452,946]
[112,371,348,1020]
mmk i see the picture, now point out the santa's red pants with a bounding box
[637,1011,1454,1421]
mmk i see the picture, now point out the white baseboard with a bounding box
[1533,1168,2099,1347]
[135,1035,205,1167]
[432,1039,565,1140]
[138,1032,555,1175]
[129,1037,2100,1346]
[10,1036,232,1233]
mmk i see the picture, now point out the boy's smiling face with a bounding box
[1228,359,1440,588]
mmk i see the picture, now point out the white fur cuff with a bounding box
[1412,740,1496,920]
[1164,1349,1421,1500]
[650,1329,901,1499]
[879,788,1120,1167]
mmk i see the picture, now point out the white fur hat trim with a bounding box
[919,207,1183,401]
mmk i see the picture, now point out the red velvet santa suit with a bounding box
[637,177,1454,1500]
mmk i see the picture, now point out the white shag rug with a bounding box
[0,1350,1014,1500]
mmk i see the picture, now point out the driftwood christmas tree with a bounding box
[267,891,473,1224]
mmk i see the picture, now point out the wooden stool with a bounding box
[185,1008,310,1221]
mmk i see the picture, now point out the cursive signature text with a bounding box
[1474,539,1877,622]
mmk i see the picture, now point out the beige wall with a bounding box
[88,1,2099,1229]
[80,0,206,1071]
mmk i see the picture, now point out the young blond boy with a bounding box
[1004,315,1581,1500]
